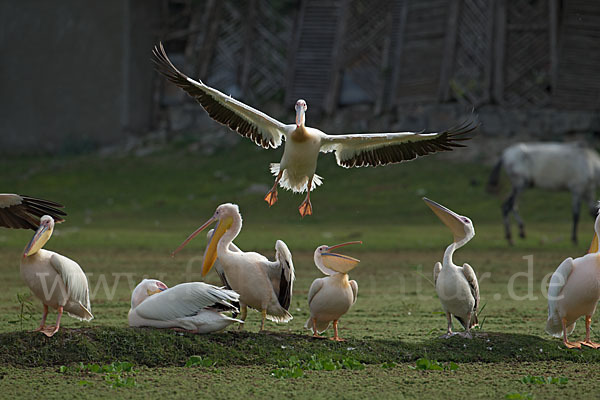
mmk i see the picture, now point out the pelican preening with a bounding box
[172,203,295,331]
[153,43,477,217]
[0,193,66,229]
[546,210,600,348]
[305,241,361,341]
[424,198,479,339]
[128,279,242,333]
[20,215,93,337]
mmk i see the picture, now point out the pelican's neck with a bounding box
[217,213,242,257]
[443,242,458,267]
[332,272,350,287]
[291,124,309,142]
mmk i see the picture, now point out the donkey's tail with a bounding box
[486,157,503,194]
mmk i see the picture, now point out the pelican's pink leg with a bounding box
[580,315,600,348]
[562,317,580,348]
[32,304,49,332]
[312,318,325,339]
[330,320,344,342]
[42,306,63,337]
[264,171,283,207]
[298,177,313,217]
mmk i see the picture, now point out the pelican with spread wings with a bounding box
[0,193,66,229]
[153,43,477,217]
[424,198,479,339]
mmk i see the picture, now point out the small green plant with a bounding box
[271,354,365,378]
[185,355,216,368]
[381,361,397,369]
[520,375,568,385]
[8,292,35,331]
[410,358,458,371]
[57,362,136,388]
[271,366,304,379]
[473,302,487,331]
[505,393,534,400]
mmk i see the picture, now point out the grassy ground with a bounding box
[1,143,598,398]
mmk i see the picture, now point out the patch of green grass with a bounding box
[520,375,568,385]
[410,357,458,371]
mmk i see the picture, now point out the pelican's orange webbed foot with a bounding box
[580,341,600,349]
[563,340,581,349]
[298,199,313,217]
[41,325,59,337]
[329,336,345,342]
[264,189,278,207]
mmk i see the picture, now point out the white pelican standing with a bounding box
[546,210,600,348]
[172,203,295,331]
[305,241,362,341]
[128,279,242,333]
[20,215,93,337]
[424,198,479,338]
[0,193,66,229]
[153,43,477,217]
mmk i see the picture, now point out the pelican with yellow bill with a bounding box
[423,197,479,339]
[172,203,295,331]
[20,215,93,337]
[305,241,362,341]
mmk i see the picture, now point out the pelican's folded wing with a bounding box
[135,282,239,321]
[49,253,93,320]
[0,194,66,229]
[462,263,479,314]
[153,43,288,149]
[319,119,477,168]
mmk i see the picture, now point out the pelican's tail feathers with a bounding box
[66,302,94,321]
[545,315,575,338]
[269,163,323,193]
[304,317,331,334]
[266,308,293,323]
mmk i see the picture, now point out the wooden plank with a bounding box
[198,0,221,78]
[492,0,506,104]
[438,0,461,102]
[284,0,306,104]
[374,12,393,115]
[240,0,256,99]
[548,0,558,95]
[387,0,408,110]
[324,0,350,114]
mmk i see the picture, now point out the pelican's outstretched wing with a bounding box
[0,194,66,229]
[135,282,239,321]
[153,43,288,149]
[319,119,477,168]
[49,253,93,321]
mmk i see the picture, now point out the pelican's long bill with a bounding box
[423,197,467,243]
[589,232,599,254]
[23,223,50,258]
[171,214,234,277]
[321,241,362,273]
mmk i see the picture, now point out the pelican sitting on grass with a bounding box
[305,241,362,341]
[546,209,600,348]
[172,203,295,331]
[20,215,93,337]
[128,279,242,333]
[424,198,479,339]
[153,43,476,217]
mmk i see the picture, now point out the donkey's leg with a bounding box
[502,189,516,245]
[571,192,582,244]
[511,185,526,239]
[586,186,598,218]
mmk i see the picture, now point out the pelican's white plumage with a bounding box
[545,211,600,348]
[128,279,242,333]
[424,198,479,338]
[0,193,66,229]
[20,215,92,337]
[153,43,476,217]
[304,241,361,341]
[173,203,295,331]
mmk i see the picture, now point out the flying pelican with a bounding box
[128,279,242,333]
[0,193,66,229]
[153,43,477,217]
[20,215,93,337]
[424,197,479,339]
[305,241,362,341]
[172,203,295,331]
[546,210,600,348]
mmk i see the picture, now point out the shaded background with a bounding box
[1,0,599,155]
